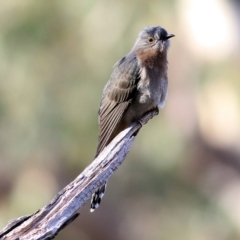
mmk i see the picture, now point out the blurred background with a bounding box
[0,0,240,239]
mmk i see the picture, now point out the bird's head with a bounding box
[133,26,174,65]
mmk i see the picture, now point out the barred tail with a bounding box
[90,182,107,212]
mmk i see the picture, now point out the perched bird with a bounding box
[90,26,174,212]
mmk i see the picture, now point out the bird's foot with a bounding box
[138,108,159,126]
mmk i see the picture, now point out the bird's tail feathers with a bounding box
[90,182,107,212]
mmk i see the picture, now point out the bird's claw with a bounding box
[138,108,159,126]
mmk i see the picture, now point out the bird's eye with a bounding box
[148,37,155,43]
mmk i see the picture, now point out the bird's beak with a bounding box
[166,34,175,39]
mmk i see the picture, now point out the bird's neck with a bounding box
[138,51,168,70]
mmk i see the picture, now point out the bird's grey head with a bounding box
[133,26,174,59]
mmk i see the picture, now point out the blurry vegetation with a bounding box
[0,0,240,239]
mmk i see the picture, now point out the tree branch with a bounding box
[0,109,158,240]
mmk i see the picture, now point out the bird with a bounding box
[90,26,174,212]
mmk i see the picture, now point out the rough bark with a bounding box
[0,110,158,240]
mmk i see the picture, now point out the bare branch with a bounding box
[0,109,158,240]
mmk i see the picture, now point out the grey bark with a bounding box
[0,110,158,240]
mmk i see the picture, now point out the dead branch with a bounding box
[0,109,158,240]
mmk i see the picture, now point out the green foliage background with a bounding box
[0,1,240,239]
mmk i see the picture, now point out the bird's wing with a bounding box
[96,54,140,156]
